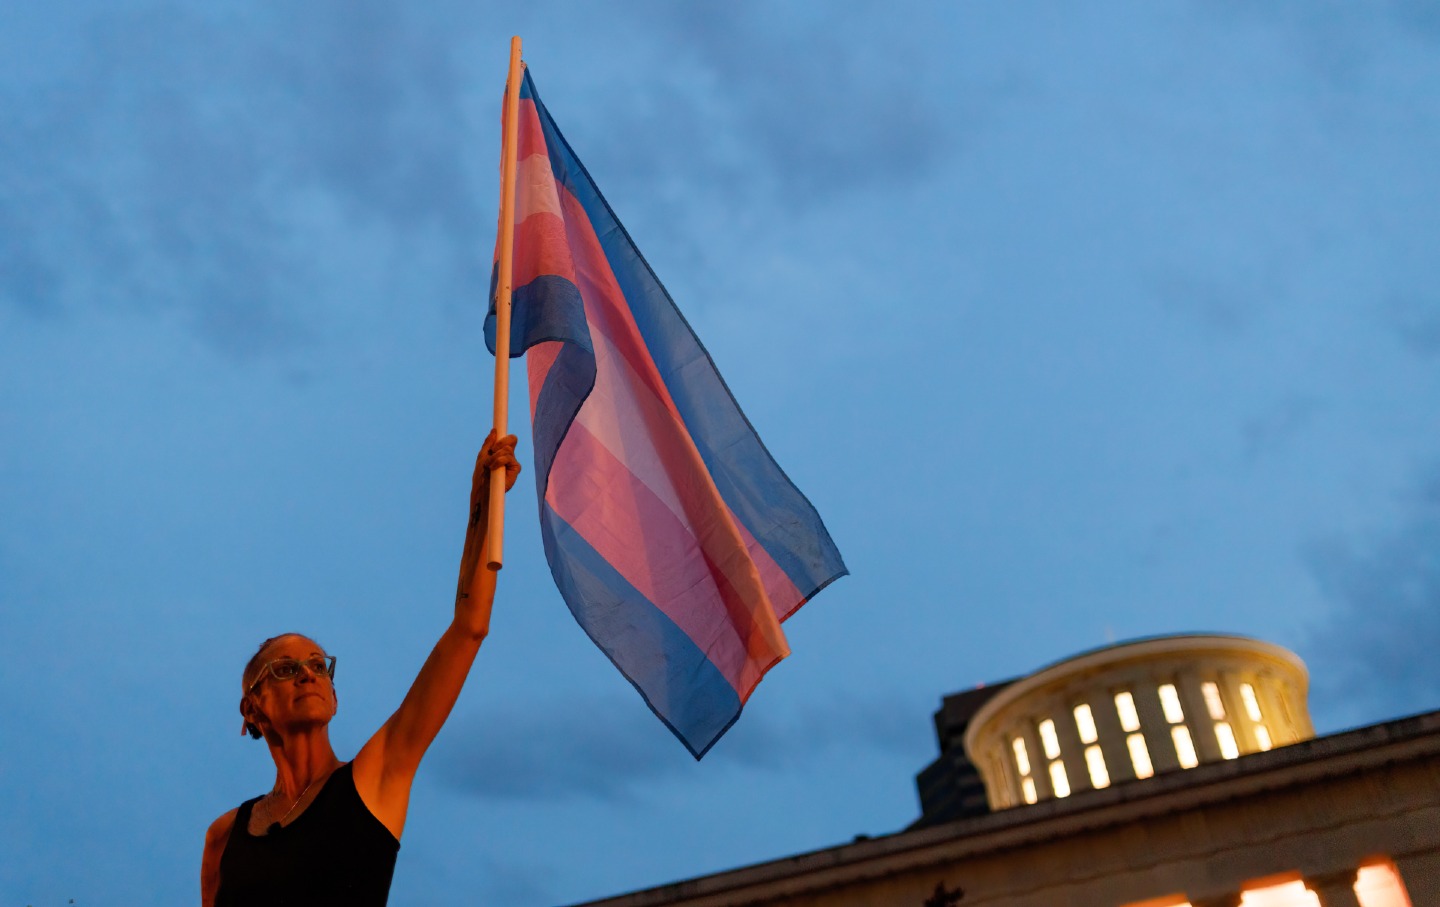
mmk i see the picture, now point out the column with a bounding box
[1133,680,1180,774]
[1228,670,1261,752]
[1304,869,1361,907]
[1052,697,1092,795]
[986,753,1012,809]
[1255,674,1299,745]
[1210,669,1243,760]
[1176,669,1222,763]
[1090,686,1134,782]
[1014,719,1051,801]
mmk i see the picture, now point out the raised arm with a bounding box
[352,431,520,838]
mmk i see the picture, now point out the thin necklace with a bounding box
[266,769,325,833]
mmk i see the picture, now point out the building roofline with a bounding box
[568,707,1440,907]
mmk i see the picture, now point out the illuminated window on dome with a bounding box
[1115,691,1141,732]
[1049,759,1071,798]
[1127,733,1154,779]
[1158,684,1185,724]
[1084,744,1110,789]
[1215,721,1240,759]
[1011,736,1037,805]
[1171,725,1199,768]
[1202,681,1227,720]
[1254,724,1273,751]
[1355,861,1415,907]
[1240,682,1263,722]
[1038,718,1061,760]
[1074,703,1098,744]
[1012,737,1031,776]
[1238,879,1320,906]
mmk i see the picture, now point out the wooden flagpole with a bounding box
[485,35,523,571]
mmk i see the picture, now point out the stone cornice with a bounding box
[569,709,1440,907]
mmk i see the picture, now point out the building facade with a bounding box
[571,635,1439,907]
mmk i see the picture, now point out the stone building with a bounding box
[570,634,1439,907]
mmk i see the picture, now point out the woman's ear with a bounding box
[239,695,264,740]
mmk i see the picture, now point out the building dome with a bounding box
[963,634,1313,809]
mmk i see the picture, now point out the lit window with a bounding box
[1127,733,1154,779]
[1021,776,1037,804]
[1049,760,1071,798]
[1038,719,1061,760]
[1202,682,1226,720]
[1085,744,1110,789]
[1254,725,1272,751]
[1215,721,1240,759]
[1074,703,1098,744]
[1158,684,1185,724]
[1115,691,1141,732]
[1012,737,1031,776]
[1240,683,1263,722]
[1171,725,1198,768]
[1237,879,1320,906]
[1355,861,1414,907]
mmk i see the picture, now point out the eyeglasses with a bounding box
[248,655,337,693]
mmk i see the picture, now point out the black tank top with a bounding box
[215,763,400,906]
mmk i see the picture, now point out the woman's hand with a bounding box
[455,430,520,636]
[469,429,522,515]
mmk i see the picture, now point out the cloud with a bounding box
[1206,0,1440,87]
[1387,0,1440,43]
[660,2,951,197]
[435,698,677,803]
[0,4,489,358]
[2,2,955,358]
[458,853,557,907]
[1305,462,1440,726]
[1383,293,1440,359]
[433,689,920,803]
[1240,394,1324,461]
[570,1,954,210]
[1149,269,1260,339]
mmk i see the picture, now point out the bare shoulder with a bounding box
[201,808,238,907]
[205,807,238,848]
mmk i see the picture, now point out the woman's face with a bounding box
[242,635,337,739]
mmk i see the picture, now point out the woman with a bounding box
[201,432,520,906]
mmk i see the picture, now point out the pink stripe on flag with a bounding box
[515,152,564,224]
[574,321,805,626]
[513,210,577,288]
[516,99,546,161]
[547,422,781,694]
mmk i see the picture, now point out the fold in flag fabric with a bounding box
[486,69,847,758]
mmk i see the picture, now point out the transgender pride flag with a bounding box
[486,69,847,758]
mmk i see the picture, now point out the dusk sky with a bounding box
[3,2,1439,905]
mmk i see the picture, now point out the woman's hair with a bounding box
[241,632,321,740]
